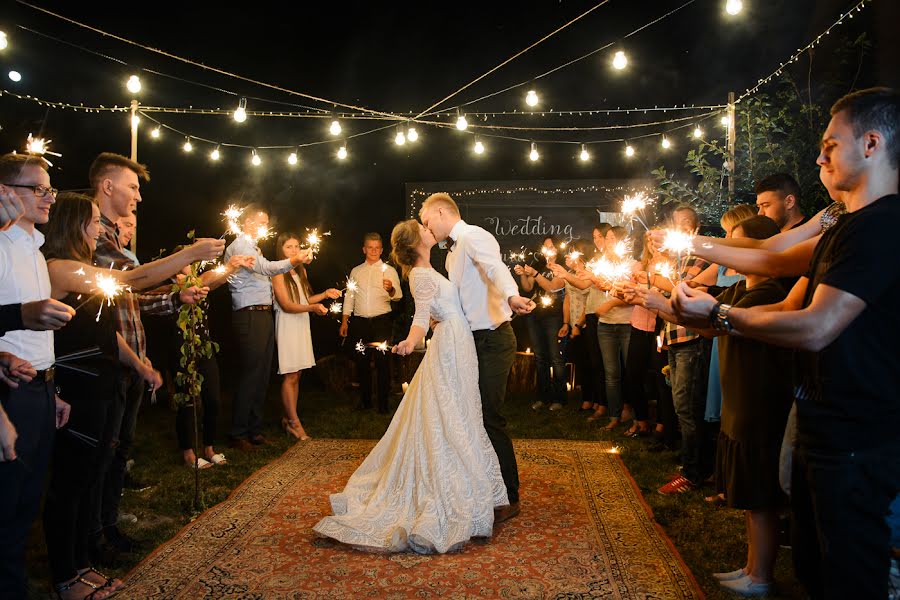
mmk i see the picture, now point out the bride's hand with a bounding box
[393,340,415,356]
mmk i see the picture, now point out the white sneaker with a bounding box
[117,512,138,525]
[531,401,545,410]
[548,403,564,411]
[713,568,747,581]
[719,574,773,597]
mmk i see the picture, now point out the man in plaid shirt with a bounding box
[88,153,224,556]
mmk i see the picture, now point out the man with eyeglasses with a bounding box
[0,153,73,599]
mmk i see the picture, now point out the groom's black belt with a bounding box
[351,313,391,320]
[473,321,511,334]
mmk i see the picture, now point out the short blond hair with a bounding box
[720,204,757,234]
[420,192,460,216]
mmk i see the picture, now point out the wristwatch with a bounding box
[710,302,734,332]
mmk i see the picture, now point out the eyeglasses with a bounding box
[2,183,59,198]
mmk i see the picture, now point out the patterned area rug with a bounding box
[126,439,703,599]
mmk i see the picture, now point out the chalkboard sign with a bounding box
[405,179,655,259]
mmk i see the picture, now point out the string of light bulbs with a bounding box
[14,0,406,121]
[14,23,333,116]
[419,0,698,119]
[736,0,869,103]
[412,0,614,119]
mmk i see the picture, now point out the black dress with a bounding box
[43,293,121,583]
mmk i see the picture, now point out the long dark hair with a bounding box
[42,192,97,264]
[275,233,312,302]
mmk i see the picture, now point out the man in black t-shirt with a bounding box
[671,87,900,600]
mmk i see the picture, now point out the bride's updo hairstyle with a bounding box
[390,219,422,280]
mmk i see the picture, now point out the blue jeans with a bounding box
[527,312,566,405]
[597,322,631,418]
[667,339,711,483]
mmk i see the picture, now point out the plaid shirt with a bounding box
[94,213,178,357]
[664,255,711,346]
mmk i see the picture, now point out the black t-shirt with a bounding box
[717,280,793,442]
[795,194,900,451]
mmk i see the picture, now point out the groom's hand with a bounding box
[509,295,536,315]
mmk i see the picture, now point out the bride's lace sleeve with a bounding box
[410,269,438,331]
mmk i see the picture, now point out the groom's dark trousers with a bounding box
[472,321,519,504]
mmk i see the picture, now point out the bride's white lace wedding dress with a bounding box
[313,266,508,553]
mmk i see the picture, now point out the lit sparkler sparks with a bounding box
[304,228,331,256]
[508,249,527,264]
[540,245,558,260]
[539,295,554,308]
[329,302,343,314]
[254,224,273,242]
[223,205,243,222]
[621,192,652,230]
[343,276,359,295]
[658,229,696,282]
[611,239,632,259]
[212,264,227,275]
[586,256,631,283]
[73,272,130,321]
[652,261,674,283]
[355,340,366,354]
[25,134,62,166]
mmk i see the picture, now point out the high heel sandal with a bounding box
[54,575,115,600]
[282,417,311,441]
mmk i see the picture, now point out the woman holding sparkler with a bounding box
[314,219,506,553]
[514,236,566,411]
[40,193,169,599]
[272,233,341,440]
[594,226,638,431]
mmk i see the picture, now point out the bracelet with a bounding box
[711,303,734,332]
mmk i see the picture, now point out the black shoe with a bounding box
[249,434,269,446]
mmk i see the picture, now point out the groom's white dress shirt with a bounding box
[445,220,519,332]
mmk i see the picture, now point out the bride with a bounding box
[313,219,508,554]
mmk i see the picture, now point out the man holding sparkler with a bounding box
[671,88,900,600]
[224,204,312,448]
[0,153,71,599]
[88,152,224,558]
[340,233,402,414]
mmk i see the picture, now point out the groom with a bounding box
[420,193,535,522]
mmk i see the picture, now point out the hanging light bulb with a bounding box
[183,138,193,153]
[579,144,590,162]
[233,98,248,123]
[407,126,418,142]
[395,130,406,145]
[287,151,298,166]
[329,120,342,136]
[150,127,161,139]
[725,0,743,16]
[529,142,539,162]
[210,146,221,161]
[693,126,703,139]
[8,71,21,82]
[337,145,348,160]
[612,51,628,70]
[0,31,8,51]
[721,114,731,127]
[126,75,141,94]
[473,139,485,155]
[456,115,469,131]
[525,90,539,107]
[251,149,262,166]
[661,135,671,149]
[130,115,140,128]
[625,144,635,157]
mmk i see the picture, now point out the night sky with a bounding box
[0,0,895,358]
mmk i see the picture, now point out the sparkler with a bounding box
[25,133,62,166]
[658,229,696,283]
[254,224,273,242]
[539,295,554,308]
[620,192,652,230]
[343,276,359,295]
[652,261,675,287]
[355,340,366,355]
[565,250,583,263]
[73,271,130,321]
[540,245,558,260]
[368,341,392,354]
[329,302,343,315]
[304,228,331,257]
[212,264,227,275]
[507,248,527,264]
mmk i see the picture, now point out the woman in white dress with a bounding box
[313,219,508,554]
[272,233,341,440]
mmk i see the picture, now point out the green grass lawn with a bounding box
[26,381,803,599]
